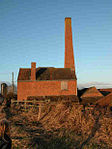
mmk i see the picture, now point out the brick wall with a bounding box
[17,80,77,100]
[65,17,75,71]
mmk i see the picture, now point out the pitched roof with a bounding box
[96,92,112,106]
[98,88,112,96]
[81,86,103,98]
[18,67,77,81]
[99,88,112,92]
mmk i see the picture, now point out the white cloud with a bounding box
[78,82,112,89]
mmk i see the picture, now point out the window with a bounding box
[61,81,68,90]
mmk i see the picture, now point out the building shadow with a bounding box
[78,107,106,149]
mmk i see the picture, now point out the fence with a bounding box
[11,99,50,120]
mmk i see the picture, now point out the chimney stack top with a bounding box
[31,62,36,68]
[65,17,71,20]
[31,62,36,80]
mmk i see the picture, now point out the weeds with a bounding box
[0,101,112,148]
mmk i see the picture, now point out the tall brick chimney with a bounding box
[31,62,36,80]
[64,17,75,71]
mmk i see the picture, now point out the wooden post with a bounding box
[34,99,36,110]
[25,100,26,112]
[38,103,41,121]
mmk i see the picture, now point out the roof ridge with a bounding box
[20,68,31,69]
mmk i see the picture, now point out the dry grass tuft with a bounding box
[0,100,112,148]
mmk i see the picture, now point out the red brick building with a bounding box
[17,18,77,100]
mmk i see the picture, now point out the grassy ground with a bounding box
[0,101,112,149]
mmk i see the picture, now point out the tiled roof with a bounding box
[99,88,112,92]
[96,92,112,106]
[18,67,77,81]
[98,88,112,96]
[81,86,103,98]
[18,68,31,80]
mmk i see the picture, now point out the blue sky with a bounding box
[0,0,112,88]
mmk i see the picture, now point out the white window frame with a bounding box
[61,81,68,90]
